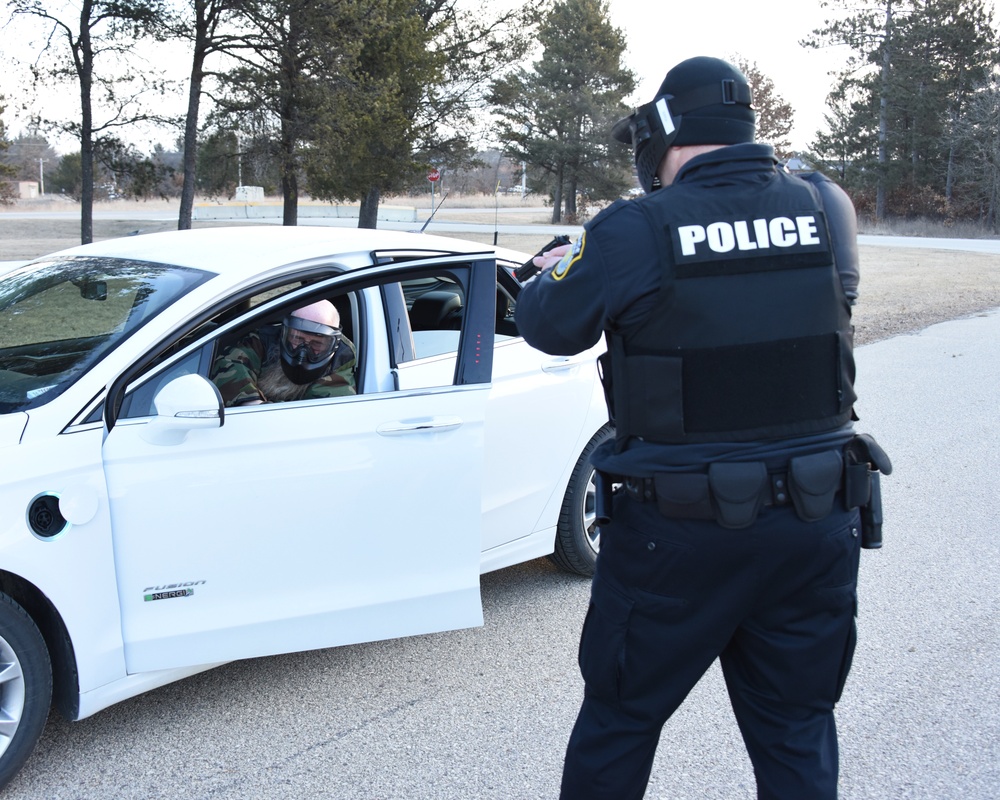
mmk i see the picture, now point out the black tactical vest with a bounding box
[607,170,856,446]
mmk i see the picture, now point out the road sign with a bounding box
[428,169,440,182]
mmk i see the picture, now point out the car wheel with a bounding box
[549,424,615,577]
[0,593,52,791]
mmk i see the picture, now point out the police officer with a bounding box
[516,56,889,800]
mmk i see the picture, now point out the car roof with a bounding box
[42,226,524,280]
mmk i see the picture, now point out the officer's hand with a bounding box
[533,243,572,273]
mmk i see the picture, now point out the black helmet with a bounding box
[279,314,342,385]
[612,56,755,193]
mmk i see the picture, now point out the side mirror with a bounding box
[140,373,224,445]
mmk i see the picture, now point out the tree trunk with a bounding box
[945,141,956,203]
[282,165,298,226]
[358,185,380,228]
[279,99,298,225]
[178,47,206,231]
[565,120,580,220]
[551,164,564,223]
[80,123,94,244]
[565,175,578,219]
[78,9,94,244]
[876,0,893,222]
[991,163,999,232]
[279,10,300,227]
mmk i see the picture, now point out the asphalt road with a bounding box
[4,302,999,796]
[2,211,998,797]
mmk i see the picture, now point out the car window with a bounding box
[0,258,211,414]
[117,347,209,419]
[400,268,519,362]
[117,289,359,418]
[390,260,501,390]
[404,274,466,360]
[111,257,492,424]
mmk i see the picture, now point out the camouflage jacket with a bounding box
[211,327,357,407]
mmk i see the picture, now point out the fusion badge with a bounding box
[143,580,205,602]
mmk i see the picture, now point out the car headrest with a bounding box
[409,291,462,331]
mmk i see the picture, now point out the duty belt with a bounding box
[625,471,793,508]
[618,450,848,530]
[610,435,891,549]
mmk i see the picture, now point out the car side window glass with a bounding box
[398,269,520,367]
[118,290,359,417]
[118,347,208,419]
[495,274,519,340]
[403,274,466,360]
[209,291,359,408]
[393,264,500,391]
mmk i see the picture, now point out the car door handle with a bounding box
[541,355,591,373]
[377,416,464,436]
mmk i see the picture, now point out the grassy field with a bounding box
[3,195,1000,347]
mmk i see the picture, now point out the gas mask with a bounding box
[279,315,342,385]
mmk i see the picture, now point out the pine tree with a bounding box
[804,0,998,220]
[0,101,18,205]
[490,0,635,223]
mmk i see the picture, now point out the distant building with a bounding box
[17,181,39,199]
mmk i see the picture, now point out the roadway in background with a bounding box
[3,308,998,799]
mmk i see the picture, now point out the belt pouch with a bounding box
[843,462,871,510]
[594,471,614,526]
[707,462,767,529]
[653,473,713,520]
[788,450,843,522]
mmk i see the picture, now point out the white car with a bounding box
[0,226,610,787]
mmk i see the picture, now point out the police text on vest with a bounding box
[677,216,821,256]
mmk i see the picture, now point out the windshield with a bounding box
[0,257,212,414]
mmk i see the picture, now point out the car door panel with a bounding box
[395,266,606,555]
[479,337,605,552]
[103,388,487,673]
[101,259,493,674]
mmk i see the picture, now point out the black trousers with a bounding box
[560,494,861,800]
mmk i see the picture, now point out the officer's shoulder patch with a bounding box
[551,233,585,281]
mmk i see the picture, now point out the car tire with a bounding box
[0,593,52,791]
[549,424,615,577]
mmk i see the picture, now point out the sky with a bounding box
[2,0,998,155]
[610,0,1000,149]
[605,0,849,150]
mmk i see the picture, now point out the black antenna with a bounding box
[419,191,449,233]
[494,181,500,246]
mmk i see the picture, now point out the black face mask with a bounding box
[278,315,341,385]
[613,96,679,193]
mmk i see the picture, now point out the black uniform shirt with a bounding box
[515,143,855,476]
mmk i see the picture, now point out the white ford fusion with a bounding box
[0,226,610,787]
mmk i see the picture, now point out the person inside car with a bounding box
[211,299,356,406]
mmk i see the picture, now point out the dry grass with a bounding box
[3,196,1000,349]
[859,215,1000,240]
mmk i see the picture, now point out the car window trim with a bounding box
[103,256,497,430]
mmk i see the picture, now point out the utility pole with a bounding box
[38,158,47,196]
